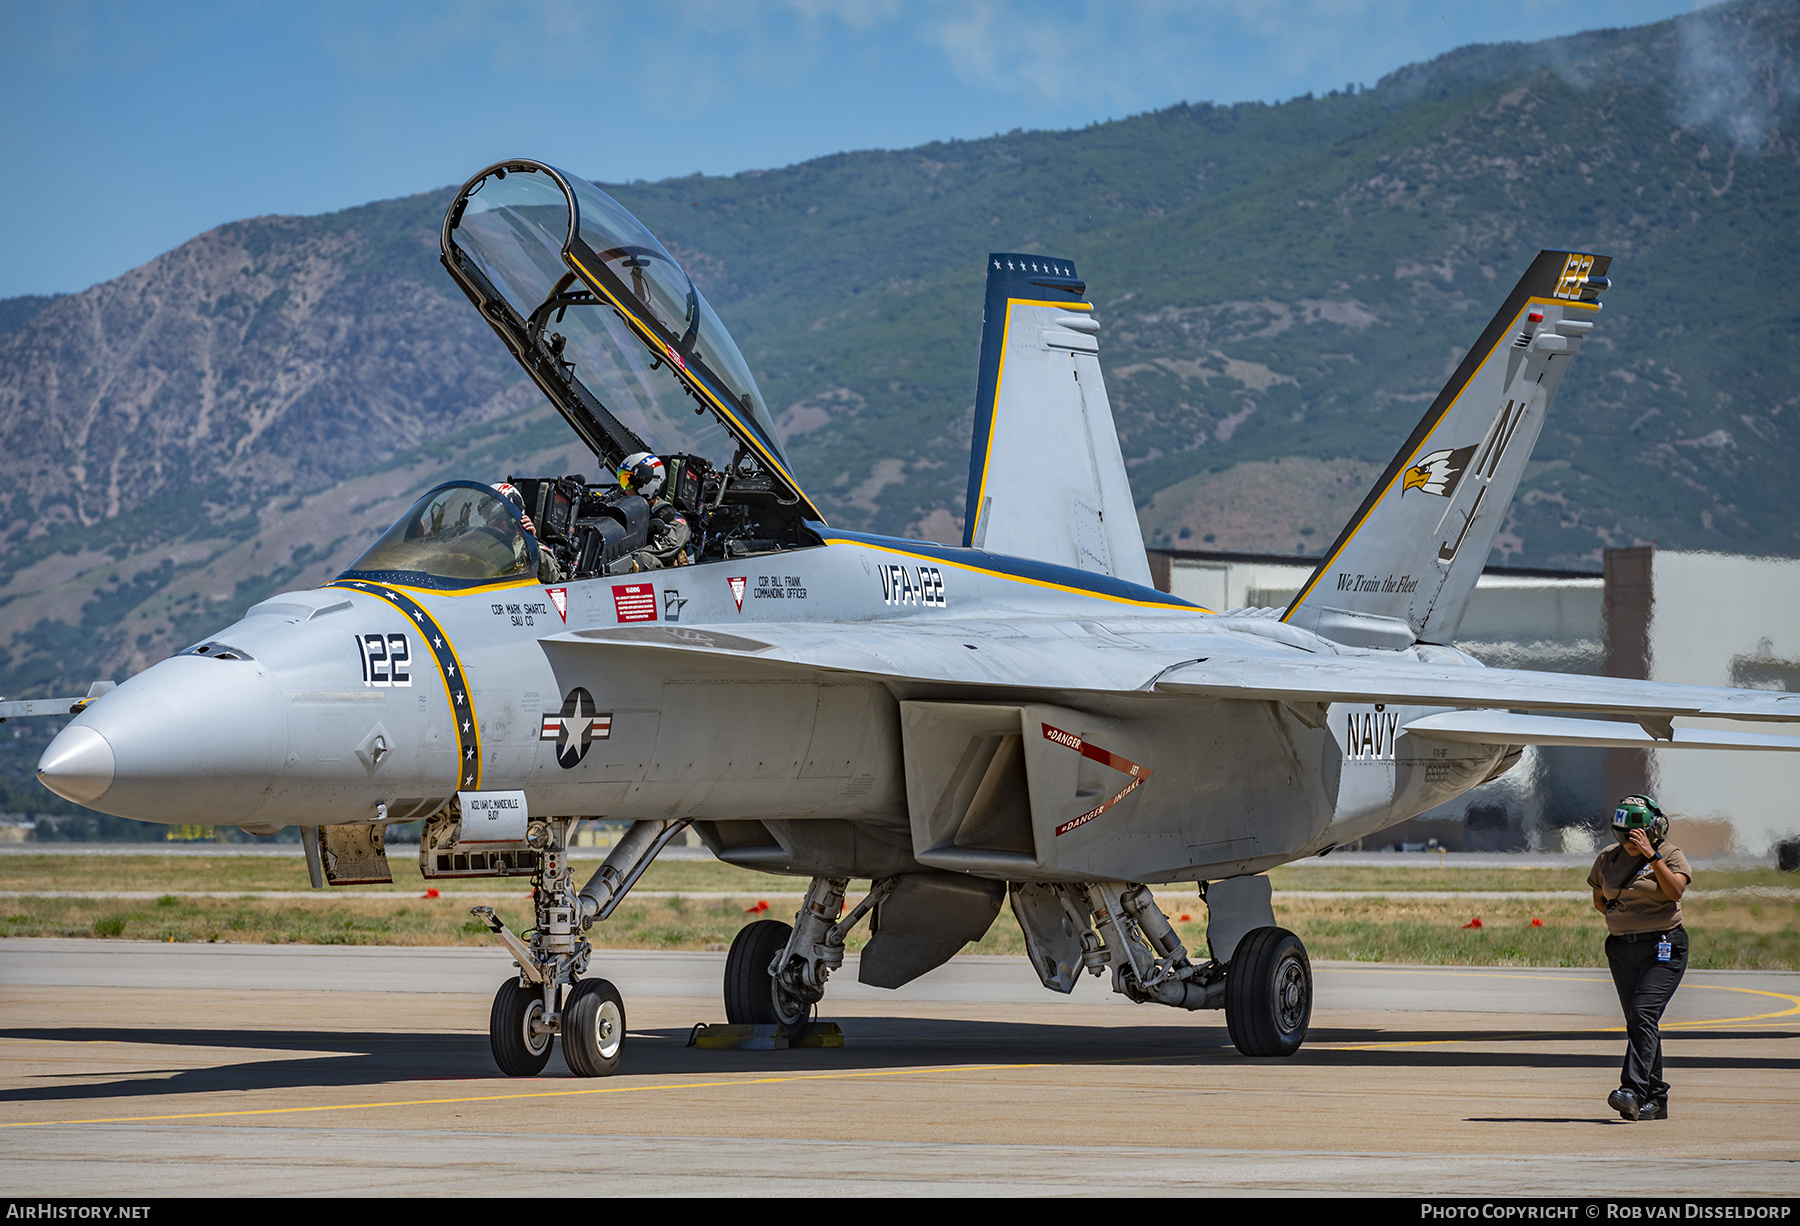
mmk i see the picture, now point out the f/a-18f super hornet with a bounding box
[28,159,1800,1076]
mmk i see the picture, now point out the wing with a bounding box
[1402,710,1800,751]
[1155,657,1800,728]
[547,624,1800,744]
[539,621,1179,692]
[0,682,116,719]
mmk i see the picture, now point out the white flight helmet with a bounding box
[619,452,666,500]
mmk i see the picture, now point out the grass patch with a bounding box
[1266,863,1800,894]
[3,854,1794,969]
[0,853,817,896]
[2,852,1789,898]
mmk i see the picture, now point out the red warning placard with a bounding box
[612,583,657,623]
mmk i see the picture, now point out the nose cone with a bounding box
[37,726,116,803]
[38,657,288,824]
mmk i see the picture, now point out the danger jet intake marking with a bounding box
[1041,722,1153,837]
[613,583,657,623]
[881,563,947,608]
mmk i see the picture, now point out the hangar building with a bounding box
[1146,546,1800,857]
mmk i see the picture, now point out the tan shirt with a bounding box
[1588,843,1691,936]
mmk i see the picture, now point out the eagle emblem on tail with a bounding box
[1402,444,1477,498]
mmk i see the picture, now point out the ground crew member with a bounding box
[1588,794,1691,1121]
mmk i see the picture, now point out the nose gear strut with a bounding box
[473,817,690,1076]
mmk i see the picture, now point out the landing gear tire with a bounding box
[490,978,554,1076]
[724,918,790,1025]
[724,918,818,1038]
[1224,926,1312,1058]
[562,977,626,1078]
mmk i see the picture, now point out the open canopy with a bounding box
[441,160,818,519]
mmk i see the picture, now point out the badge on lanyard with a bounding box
[1656,935,1672,963]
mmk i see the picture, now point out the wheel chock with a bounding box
[793,1023,845,1048]
[686,1022,845,1050]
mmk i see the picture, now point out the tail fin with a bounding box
[1284,250,1612,648]
[962,253,1152,587]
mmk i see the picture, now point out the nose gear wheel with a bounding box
[562,977,626,1077]
[489,979,554,1076]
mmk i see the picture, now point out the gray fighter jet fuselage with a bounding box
[52,528,1496,879]
[30,160,1800,1074]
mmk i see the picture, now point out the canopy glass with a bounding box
[343,482,536,590]
[442,162,813,515]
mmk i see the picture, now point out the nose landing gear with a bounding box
[474,817,689,1077]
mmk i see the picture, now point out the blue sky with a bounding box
[1,0,1703,299]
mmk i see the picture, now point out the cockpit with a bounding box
[372,158,823,586]
[344,481,537,590]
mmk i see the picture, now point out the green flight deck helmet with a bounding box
[1611,794,1669,847]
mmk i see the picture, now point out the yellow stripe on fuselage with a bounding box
[328,580,484,791]
[823,536,1205,613]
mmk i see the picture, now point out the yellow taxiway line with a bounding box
[0,1062,1055,1130]
[4,973,1793,1128]
[1314,970,1800,1051]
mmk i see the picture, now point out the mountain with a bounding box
[0,1,1795,821]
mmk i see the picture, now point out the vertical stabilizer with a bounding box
[962,254,1151,586]
[1284,250,1612,648]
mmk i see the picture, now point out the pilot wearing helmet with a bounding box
[493,481,564,584]
[1588,795,1692,1122]
[617,452,691,571]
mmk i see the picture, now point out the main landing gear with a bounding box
[716,875,1311,1057]
[1011,879,1312,1057]
[722,876,895,1037]
[473,817,688,1077]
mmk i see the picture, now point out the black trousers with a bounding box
[1605,925,1688,1105]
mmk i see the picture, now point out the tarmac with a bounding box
[2,939,1797,1196]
